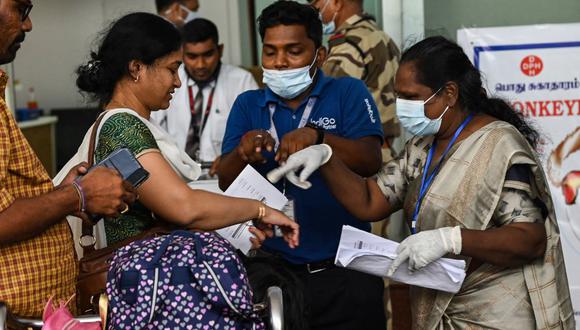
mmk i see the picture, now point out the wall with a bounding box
[424,0,580,40]
[11,0,243,111]
[12,0,154,111]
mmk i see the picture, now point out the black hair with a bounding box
[401,36,540,149]
[258,0,322,49]
[76,12,181,108]
[155,0,180,12]
[182,18,219,45]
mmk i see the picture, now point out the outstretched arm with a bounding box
[320,154,394,221]
[268,144,398,221]
[138,152,299,248]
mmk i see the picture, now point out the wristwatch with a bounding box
[305,122,325,144]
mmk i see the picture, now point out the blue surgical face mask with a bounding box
[262,50,319,100]
[318,0,337,35]
[396,87,450,136]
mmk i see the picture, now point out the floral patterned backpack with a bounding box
[106,230,265,329]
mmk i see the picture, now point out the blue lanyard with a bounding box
[411,113,474,234]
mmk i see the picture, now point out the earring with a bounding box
[134,75,140,83]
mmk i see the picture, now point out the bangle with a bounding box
[71,180,86,213]
[257,204,266,221]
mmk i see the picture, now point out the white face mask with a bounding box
[396,87,450,136]
[262,50,319,100]
[180,5,199,24]
[318,0,337,35]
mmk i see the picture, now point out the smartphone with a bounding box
[85,148,149,222]
[91,147,149,188]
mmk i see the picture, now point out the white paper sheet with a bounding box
[210,165,288,255]
[335,225,467,293]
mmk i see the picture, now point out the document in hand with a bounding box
[201,165,288,255]
[335,225,467,293]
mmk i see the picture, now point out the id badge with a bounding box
[275,198,296,237]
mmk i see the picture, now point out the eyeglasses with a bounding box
[19,3,33,22]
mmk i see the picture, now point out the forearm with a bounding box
[0,185,79,243]
[321,156,392,221]
[461,223,546,267]
[183,190,261,230]
[323,134,382,177]
[217,151,248,191]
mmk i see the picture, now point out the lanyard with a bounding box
[267,97,317,149]
[187,79,217,138]
[411,113,474,234]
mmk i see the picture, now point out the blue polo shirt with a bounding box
[222,70,383,264]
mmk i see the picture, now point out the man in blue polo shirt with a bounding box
[218,1,385,329]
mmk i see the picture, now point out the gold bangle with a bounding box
[257,204,266,221]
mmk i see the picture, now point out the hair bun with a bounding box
[76,56,105,94]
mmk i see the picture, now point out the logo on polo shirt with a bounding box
[311,117,337,130]
[364,98,376,123]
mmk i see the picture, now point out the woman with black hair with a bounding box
[55,13,299,251]
[268,36,574,329]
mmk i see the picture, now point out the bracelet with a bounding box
[257,204,266,221]
[71,180,86,213]
[305,122,325,144]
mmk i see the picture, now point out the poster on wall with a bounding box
[458,23,580,327]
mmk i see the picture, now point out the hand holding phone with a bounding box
[83,148,149,222]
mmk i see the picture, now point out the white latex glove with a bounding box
[267,144,333,189]
[386,226,462,276]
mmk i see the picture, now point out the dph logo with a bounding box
[520,55,543,77]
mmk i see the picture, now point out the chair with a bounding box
[0,285,283,330]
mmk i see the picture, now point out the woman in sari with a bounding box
[268,36,574,329]
[56,13,298,251]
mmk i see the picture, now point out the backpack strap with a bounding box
[80,112,107,255]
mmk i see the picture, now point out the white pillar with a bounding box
[401,0,425,49]
[382,0,403,49]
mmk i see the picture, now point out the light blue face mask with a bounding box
[262,51,319,100]
[318,0,337,35]
[396,87,450,136]
[180,5,199,24]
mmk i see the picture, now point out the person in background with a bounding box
[151,18,258,175]
[156,0,199,28]
[268,36,575,329]
[311,0,400,162]
[218,2,386,329]
[63,12,298,253]
[0,0,136,317]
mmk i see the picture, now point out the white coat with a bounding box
[151,63,258,162]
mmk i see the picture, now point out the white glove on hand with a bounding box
[267,144,333,189]
[386,226,462,276]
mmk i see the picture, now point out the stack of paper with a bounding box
[335,225,466,293]
[189,165,287,255]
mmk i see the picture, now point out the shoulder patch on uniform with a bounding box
[328,33,347,48]
[329,33,346,42]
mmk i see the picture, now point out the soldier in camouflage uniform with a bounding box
[310,2,401,327]
[311,0,400,164]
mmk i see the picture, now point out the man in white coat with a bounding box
[152,18,258,171]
